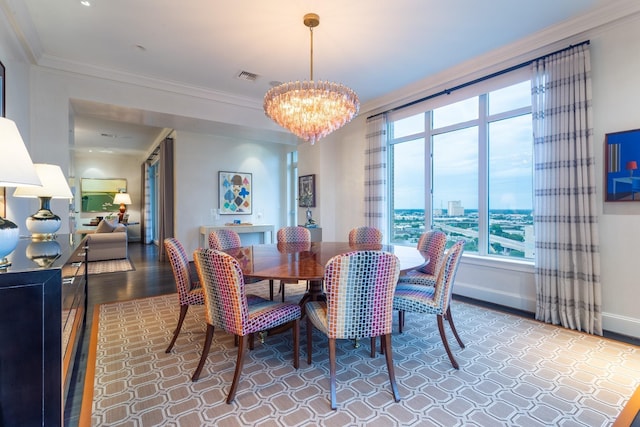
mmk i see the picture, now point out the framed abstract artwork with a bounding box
[605,129,640,202]
[219,171,252,214]
[80,177,127,212]
[298,174,316,207]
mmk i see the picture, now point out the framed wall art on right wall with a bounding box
[605,128,640,202]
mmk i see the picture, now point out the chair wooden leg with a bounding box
[269,280,274,301]
[370,337,376,358]
[306,316,313,364]
[165,305,189,353]
[445,306,465,348]
[398,311,405,334]
[292,319,300,369]
[382,334,401,402]
[249,333,254,351]
[192,323,214,381]
[280,281,286,302]
[437,314,459,369]
[329,338,337,410]
[227,334,249,404]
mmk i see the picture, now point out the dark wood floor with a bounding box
[64,242,176,427]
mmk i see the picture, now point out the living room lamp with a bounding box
[263,13,360,145]
[0,117,42,267]
[14,163,73,240]
[113,192,131,222]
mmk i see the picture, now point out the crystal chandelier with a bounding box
[264,13,360,145]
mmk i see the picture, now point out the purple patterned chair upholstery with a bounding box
[393,240,466,369]
[398,230,447,287]
[209,228,275,300]
[276,226,311,302]
[348,226,383,245]
[208,228,242,250]
[306,250,401,409]
[191,248,301,404]
[164,238,205,353]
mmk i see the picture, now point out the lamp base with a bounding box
[26,208,62,240]
[0,216,20,269]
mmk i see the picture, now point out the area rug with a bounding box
[87,258,135,275]
[80,284,640,427]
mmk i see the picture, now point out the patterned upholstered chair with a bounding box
[276,226,311,302]
[209,229,275,300]
[393,240,466,369]
[163,238,204,353]
[306,250,401,409]
[191,248,301,404]
[208,228,242,250]
[398,230,447,287]
[348,226,383,245]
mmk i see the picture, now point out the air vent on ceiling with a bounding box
[237,71,259,82]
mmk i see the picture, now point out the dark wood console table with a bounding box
[0,234,88,426]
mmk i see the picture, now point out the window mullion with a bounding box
[478,94,489,256]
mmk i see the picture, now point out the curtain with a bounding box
[157,137,174,262]
[141,162,152,244]
[531,44,602,335]
[364,114,388,237]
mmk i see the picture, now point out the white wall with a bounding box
[174,130,291,255]
[311,13,640,338]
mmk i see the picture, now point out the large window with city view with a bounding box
[389,75,534,261]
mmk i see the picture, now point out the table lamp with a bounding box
[626,160,637,177]
[14,163,73,240]
[0,117,42,267]
[113,192,131,222]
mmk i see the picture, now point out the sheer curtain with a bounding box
[531,44,602,335]
[141,162,153,244]
[364,114,388,237]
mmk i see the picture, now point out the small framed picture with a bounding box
[605,129,640,202]
[219,171,252,214]
[298,174,316,207]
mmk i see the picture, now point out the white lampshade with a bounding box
[13,163,73,199]
[113,192,132,205]
[0,117,41,266]
[0,117,41,187]
[13,163,72,239]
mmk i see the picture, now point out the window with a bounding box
[389,77,533,261]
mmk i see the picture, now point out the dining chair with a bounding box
[276,226,311,302]
[191,248,301,404]
[392,240,466,369]
[348,226,383,245]
[306,250,401,410]
[163,237,205,353]
[398,230,447,287]
[209,229,276,300]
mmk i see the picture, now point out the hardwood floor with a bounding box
[64,242,175,427]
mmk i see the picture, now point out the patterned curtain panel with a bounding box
[531,44,602,335]
[364,114,388,237]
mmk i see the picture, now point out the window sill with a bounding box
[461,253,534,273]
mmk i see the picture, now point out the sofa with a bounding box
[86,218,128,261]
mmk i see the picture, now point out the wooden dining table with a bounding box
[223,241,430,307]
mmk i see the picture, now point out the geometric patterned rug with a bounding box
[80,283,640,427]
[87,258,135,275]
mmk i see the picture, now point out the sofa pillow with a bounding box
[95,218,117,233]
[113,223,127,233]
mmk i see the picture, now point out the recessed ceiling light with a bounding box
[80,1,91,6]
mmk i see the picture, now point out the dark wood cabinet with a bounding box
[0,234,87,426]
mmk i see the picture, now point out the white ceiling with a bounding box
[1,0,627,155]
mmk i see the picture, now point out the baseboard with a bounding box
[454,280,537,313]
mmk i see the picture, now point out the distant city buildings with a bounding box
[392,200,534,260]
